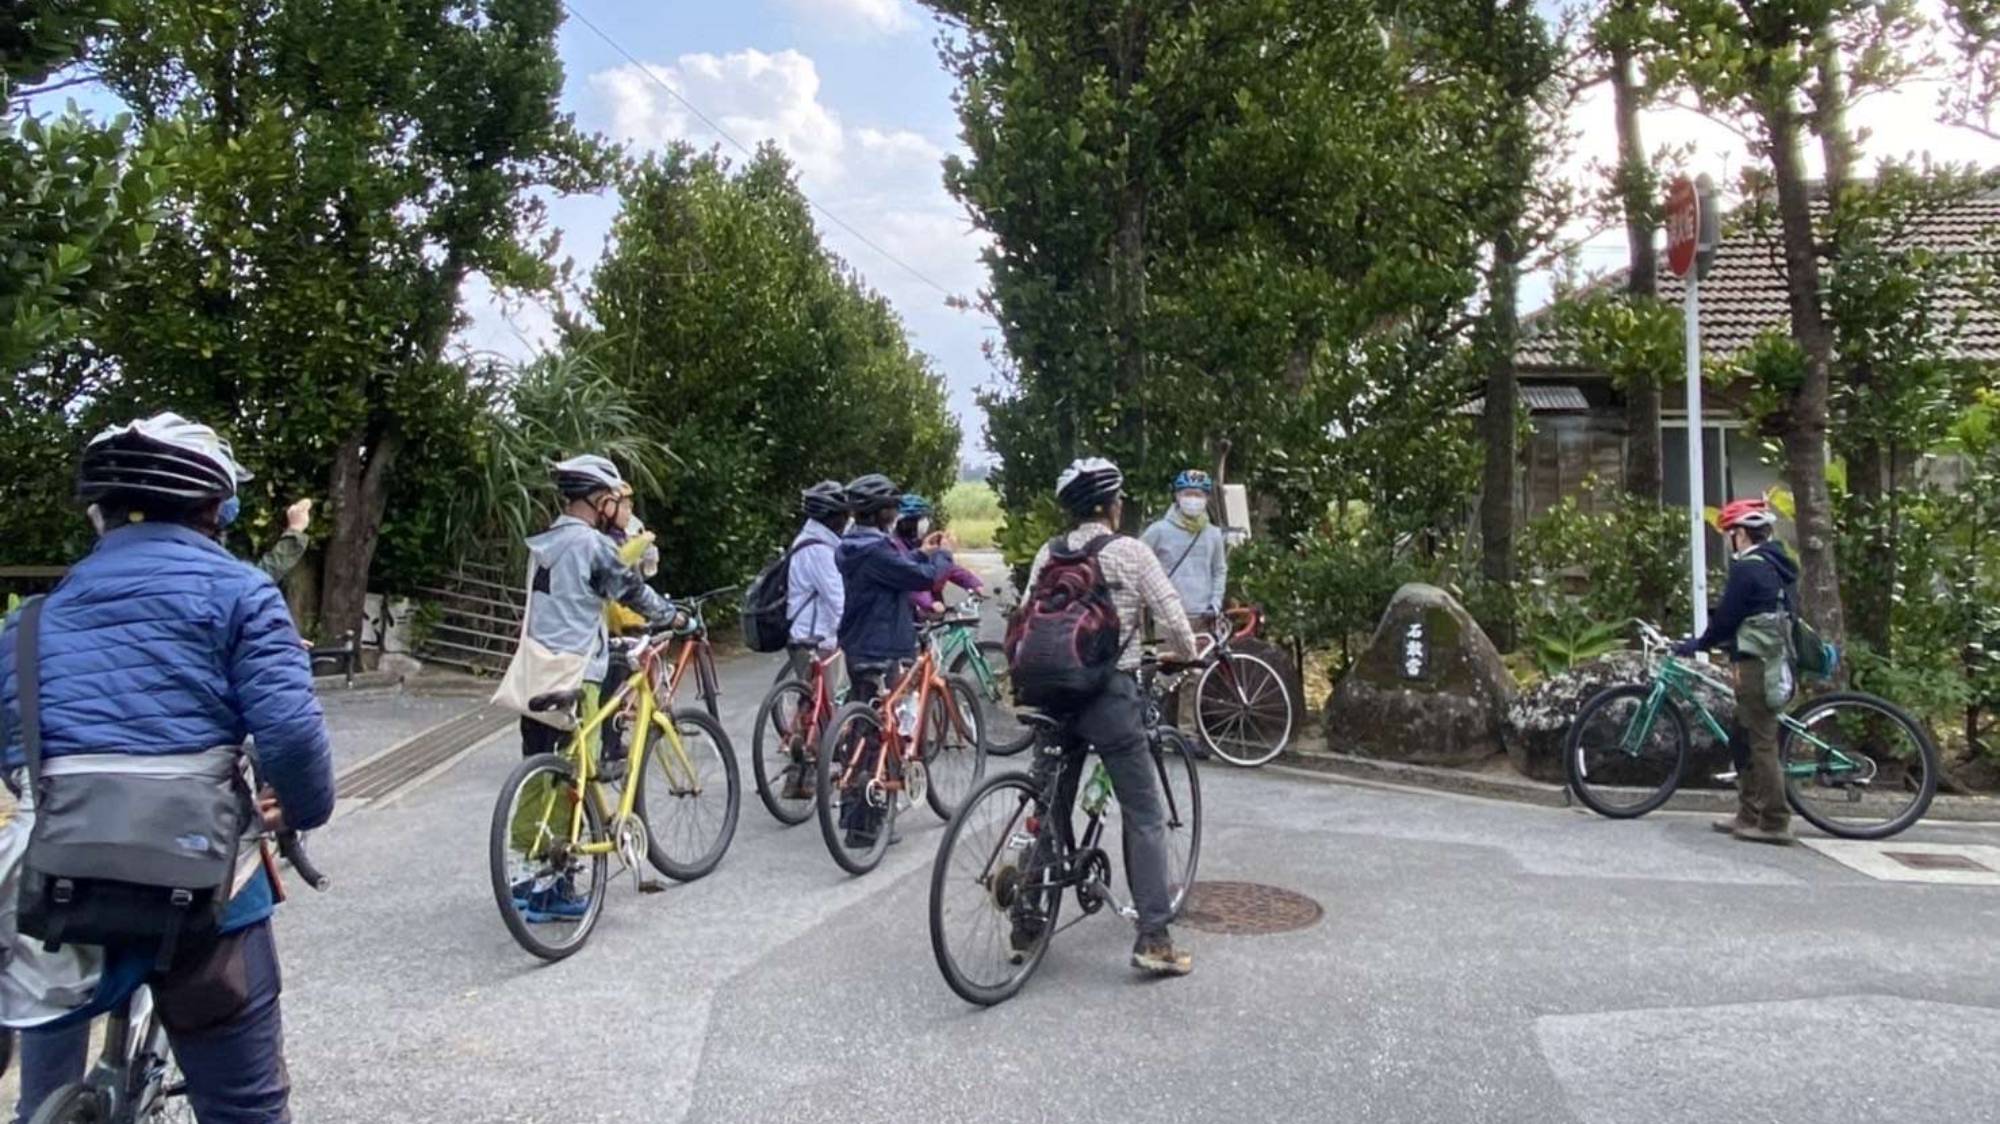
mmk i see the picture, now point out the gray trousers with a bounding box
[1034,672,1177,937]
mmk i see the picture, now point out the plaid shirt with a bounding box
[1026,523,1198,671]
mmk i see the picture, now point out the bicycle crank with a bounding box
[904,761,928,809]
[614,816,663,893]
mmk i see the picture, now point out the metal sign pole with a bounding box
[1685,271,1707,637]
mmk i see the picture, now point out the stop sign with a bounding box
[1665,175,1699,277]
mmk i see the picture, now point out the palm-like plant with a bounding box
[469,347,674,554]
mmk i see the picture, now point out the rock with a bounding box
[1503,650,1736,784]
[1322,583,1517,766]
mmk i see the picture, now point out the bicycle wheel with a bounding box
[924,676,989,820]
[816,702,896,876]
[752,680,819,826]
[1782,691,1939,839]
[1152,728,1203,919]
[1566,684,1689,818]
[930,773,1065,1006]
[27,1084,105,1124]
[490,753,608,960]
[636,708,741,881]
[1193,652,1295,767]
[951,640,1034,756]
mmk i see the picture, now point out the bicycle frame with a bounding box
[1622,653,1868,781]
[532,635,705,859]
[836,647,973,799]
[930,617,997,696]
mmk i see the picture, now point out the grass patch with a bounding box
[943,481,1001,549]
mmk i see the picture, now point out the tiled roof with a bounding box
[1456,385,1591,414]
[1518,193,2000,373]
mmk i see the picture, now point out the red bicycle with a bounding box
[751,647,843,826]
[1191,605,1298,768]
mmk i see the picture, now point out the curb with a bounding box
[1278,747,2000,825]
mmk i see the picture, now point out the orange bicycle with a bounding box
[752,644,843,825]
[815,626,988,875]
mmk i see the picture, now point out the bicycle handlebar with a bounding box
[277,830,329,892]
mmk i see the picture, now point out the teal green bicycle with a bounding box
[1567,621,1938,839]
[929,595,1033,756]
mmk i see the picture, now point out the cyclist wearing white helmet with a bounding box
[1675,497,1799,844]
[2,412,334,1124]
[516,455,684,763]
[1019,456,1202,977]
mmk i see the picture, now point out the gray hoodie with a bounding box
[524,515,674,681]
[1140,512,1227,617]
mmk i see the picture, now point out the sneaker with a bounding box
[780,765,813,801]
[600,755,628,784]
[522,879,591,923]
[1131,932,1193,977]
[509,878,536,908]
[1711,816,1755,835]
[1731,823,1796,846]
[843,829,877,850]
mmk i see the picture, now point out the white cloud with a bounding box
[777,0,916,36]
[592,50,847,182]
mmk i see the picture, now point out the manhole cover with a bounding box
[1177,881,1323,935]
[1884,851,1991,872]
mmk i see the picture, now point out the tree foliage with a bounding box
[576,145,959,591]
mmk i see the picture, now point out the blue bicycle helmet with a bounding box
[898,493,933,520]
[1172,469,1213,494]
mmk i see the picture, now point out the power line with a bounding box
[560,1,957,300]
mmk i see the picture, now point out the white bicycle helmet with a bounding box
[1056,456,1124,515]
[77,413,249,505]
[551,454,626,500]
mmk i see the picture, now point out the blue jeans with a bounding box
[15,921,291,1124]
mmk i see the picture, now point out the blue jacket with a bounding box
[0,522,336,933]
[836,528,952,666]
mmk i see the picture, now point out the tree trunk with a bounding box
[1611,39,1662,505]
[1107,3,1151,532]
[1479,219,1524,648]
[316,422,404,642]
[1763,101,1846,644]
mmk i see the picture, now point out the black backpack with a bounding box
[740,541,829,653]
[1004,534,1122,712]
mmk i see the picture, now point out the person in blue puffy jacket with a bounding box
[0,413,335,1124]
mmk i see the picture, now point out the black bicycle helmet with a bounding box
[844,473,900,516]
[77,413,246,506]
[551,454,625,500]
[801,479,849,519]
[1055,456,1123,515]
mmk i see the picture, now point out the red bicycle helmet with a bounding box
[1718,498,1778,531]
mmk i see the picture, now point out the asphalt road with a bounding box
[270,555,2000,1123]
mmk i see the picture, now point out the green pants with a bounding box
[511,682,602,859]
[1731,658,1789,830]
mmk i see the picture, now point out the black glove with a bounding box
[1672,637,1700,657]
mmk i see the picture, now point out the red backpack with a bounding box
[1004,534,1122,712]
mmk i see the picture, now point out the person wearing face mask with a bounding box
[892,494,984,619]
[1141,469,1228,632]
[515,456,684,763]
[785,481,852,684]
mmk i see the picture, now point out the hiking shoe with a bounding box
[1732,823,1796,846]
[1131,933,1193,977]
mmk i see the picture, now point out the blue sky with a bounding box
[460,0,1001,458]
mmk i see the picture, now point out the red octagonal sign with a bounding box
[1665,175,1699,278]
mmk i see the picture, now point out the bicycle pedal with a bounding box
[638,878,666,894]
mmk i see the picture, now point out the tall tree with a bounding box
[1646,0,1934,645]
[580,146,960,588]
[928,0,1493,554]
[1597,0,1665,504]
[85,0,600,637]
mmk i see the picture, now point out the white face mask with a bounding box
[916,517,932,538]
[1178,496,1207,518]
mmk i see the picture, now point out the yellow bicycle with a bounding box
[488,616,741,960]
